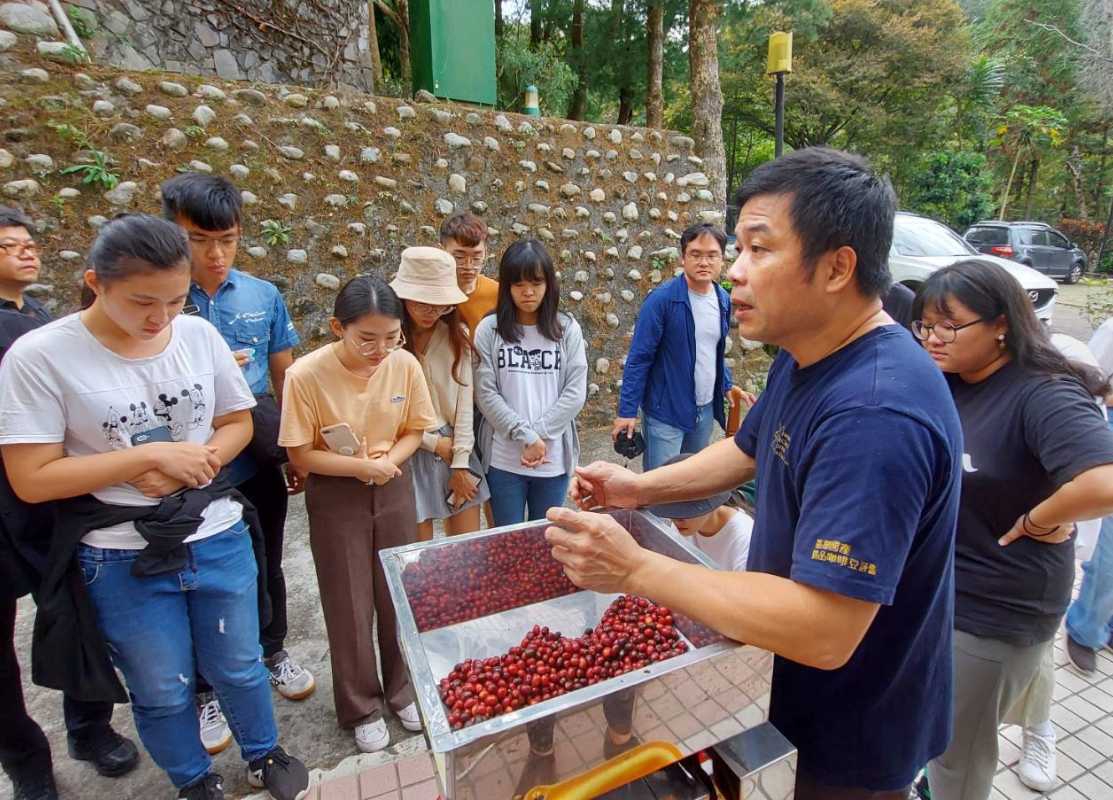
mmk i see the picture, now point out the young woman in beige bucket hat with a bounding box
[391,246,491,538]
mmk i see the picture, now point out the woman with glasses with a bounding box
[911,261,1113,800]
[278,275,436,753]
[390,247,489,540]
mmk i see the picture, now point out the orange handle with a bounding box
[524,741,684,800]
[726,387,744,436]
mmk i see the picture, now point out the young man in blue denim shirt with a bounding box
[613,223,735,469]
[161,175,314,756]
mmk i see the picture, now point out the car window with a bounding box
[965,226,1008,245]
[892,215,977,257]
[1047,230,1070,249]
[1017,227,1047,246]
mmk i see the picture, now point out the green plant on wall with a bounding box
[48,195,67,216]
[58,43,90,64]
[59,151,120,190]
[261,220,292,247]
[66,5,96,39]
[184,125,206,140]
[48,122,92,150]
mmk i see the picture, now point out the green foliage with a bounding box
[58,43,90,64]
[48,195,66,215]
[497,33,577,116]
[65,5,96,39]
[904,151,995,230]
[59,151,119,190]
[47,121,92,150]
[183,125,206,140]
[261,220,293,247]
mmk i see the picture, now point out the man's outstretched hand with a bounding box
[568,461,641,510]
[545,506,652,595]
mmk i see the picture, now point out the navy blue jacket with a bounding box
[617,276,733,432]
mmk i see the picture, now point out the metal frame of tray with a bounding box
[381,509,779,800]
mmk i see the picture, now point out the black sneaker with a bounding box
[513,752,556,800]
[178,773,224,800]
[247,747,309,800]
[4,756,59,800]
[913,773,932,799]
[603,732,642,761]
[1067,634,1096,674]
[67,727,140,777]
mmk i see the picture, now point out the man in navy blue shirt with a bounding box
[0,207,139,800]
[546,148,962,799]
[613,223,735,469]
[161,175,315,756]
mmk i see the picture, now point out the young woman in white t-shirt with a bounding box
[0,214,308,800]
[474,239,587,526]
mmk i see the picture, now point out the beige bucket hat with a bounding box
[390,246,469,305]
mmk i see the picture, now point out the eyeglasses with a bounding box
[352,330,406,356]
[0,239,40,257]
[452,255,488,269]
[411,301,454,317]
[911,319,987,343]
[188,235,240,251]
[685,252,723,264]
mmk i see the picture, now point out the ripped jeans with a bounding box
[77,520,278,789]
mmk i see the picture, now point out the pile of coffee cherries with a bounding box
[438,595,689,730]
[403,528,577,631]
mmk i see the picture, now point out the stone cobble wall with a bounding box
[5,0,375,91]
[0,27,745,420]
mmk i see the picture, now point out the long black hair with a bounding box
[334,274,403,326]
[495,239,563,343]
[913,259,1109,396]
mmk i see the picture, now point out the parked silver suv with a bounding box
[963,221,1087,284]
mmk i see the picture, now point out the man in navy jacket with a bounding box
[613,223,734,469]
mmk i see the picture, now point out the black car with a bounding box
[963,221,1087,284]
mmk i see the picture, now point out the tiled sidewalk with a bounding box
[992,628,1113,799]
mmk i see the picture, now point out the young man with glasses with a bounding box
[440,212,495,340]
[614,223,736,469]
[160,175,314,757]
[0,207,139,800]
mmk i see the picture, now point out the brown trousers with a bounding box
[305,470,416,728]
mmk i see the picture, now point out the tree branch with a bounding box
[1024,18,1113,64]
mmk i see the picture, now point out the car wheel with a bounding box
[1065,261,1084,284]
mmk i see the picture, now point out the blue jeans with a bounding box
[78,521,277,789]
[642,402,716,471]
[1067,514,1113,650]
[486,466,570,527]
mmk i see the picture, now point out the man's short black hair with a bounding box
[680,223,727,256]
[160,173,242,231]
[735,147,895,298]
[0,206,34,233]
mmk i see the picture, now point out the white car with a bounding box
[890,212,1057,324]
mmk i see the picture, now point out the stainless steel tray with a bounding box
[381,509,776,799]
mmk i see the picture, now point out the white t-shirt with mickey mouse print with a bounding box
[0,313,256,548]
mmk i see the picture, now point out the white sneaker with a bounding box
[198,694,233,755]
[354,719,389,753]
[1017,726,1057,792]
[397,702,423,732]
[265,651,316,701]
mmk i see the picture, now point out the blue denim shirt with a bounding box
[189,269,300,484]
[617,275,733,432]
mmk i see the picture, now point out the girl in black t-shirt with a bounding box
[913,260,1113,800]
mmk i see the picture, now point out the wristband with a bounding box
[1023,512,1057,537]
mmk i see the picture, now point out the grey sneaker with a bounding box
[265,650,316,701]
[1067,634,1096,674]
[197,694,232,755]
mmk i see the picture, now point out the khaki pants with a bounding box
[927,630,1047,800]
[305,471,416,728]
[1003,638,1055,729]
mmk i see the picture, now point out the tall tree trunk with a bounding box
[375,0,411,89]
[367,2,383,89]
[1097,191,1113,271]
[611,0,633,124]
[1096,125,1109,215]
[689,0,726,204]
[1023,158,1039,219]
[567,0,587,119]
[618,86,634,125]
[999,145,1025,220]
[530,0,543,49]
[646,0,664,129]
[1068,145,1090,220]
[495,0,503,39]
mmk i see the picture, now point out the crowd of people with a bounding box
[0,145,1110,800]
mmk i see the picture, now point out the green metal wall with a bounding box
[410,0,497,106]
